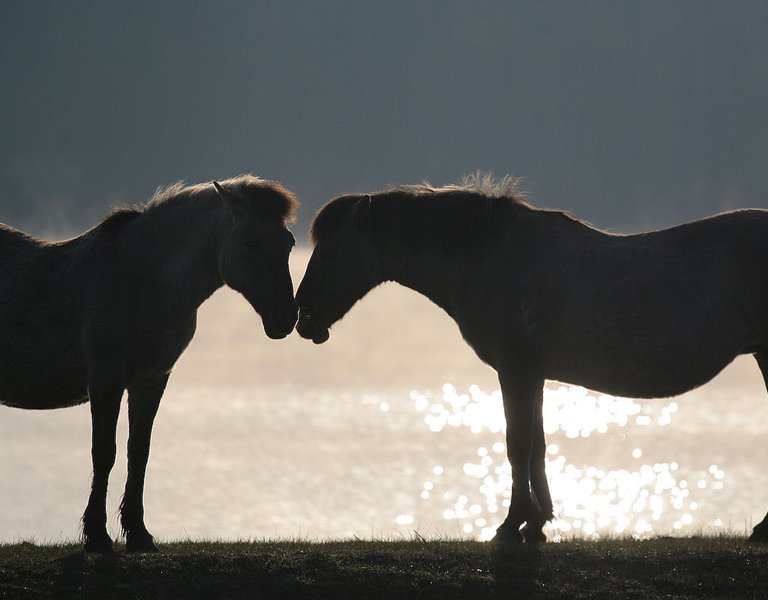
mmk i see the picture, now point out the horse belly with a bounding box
[547,275,760,398]
[0,383,88,410]
[0,342,89,410]
[549,343,738,399]
[562,365,726,399]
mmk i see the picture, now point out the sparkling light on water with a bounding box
[407,383,726,540]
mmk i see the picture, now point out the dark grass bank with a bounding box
[0,538,766,599]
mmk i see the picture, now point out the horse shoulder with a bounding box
[454,241,545,370]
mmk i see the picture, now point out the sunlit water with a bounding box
[1,250,766,543]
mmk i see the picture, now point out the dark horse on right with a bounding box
[296,173,768,544]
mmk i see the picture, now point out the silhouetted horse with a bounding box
[0,175,299,553]
[296,173,768,544]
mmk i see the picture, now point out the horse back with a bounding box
[456,208,768,397]
[542,209,768,395]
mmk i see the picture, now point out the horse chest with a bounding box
[454,298,540,369]
[126,314,197,378]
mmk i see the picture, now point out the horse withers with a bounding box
[0,175,299,554]
[296,173,768,544]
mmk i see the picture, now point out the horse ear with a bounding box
[353,194,371,227]
[213,181,247,217]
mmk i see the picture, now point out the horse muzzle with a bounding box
[263,305,298,340]
[296,311,330,344]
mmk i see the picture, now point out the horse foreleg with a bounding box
[121,375,168,553]
[522,391,552,544]
[82,381,123,554]
[493,369,544,544]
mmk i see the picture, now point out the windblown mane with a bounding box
[311,173,530,249]
[97,174,299,233]
[392,171,528,200]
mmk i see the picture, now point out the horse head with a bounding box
[214,180,298,339]
[296,194,382,344]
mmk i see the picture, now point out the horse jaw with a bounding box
[311,328,330,344]
[261,305,298,340]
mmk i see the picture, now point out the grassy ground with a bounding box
[0,537,766,599]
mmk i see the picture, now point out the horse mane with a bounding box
[310,172,530,248]
[148,174,299,223]
[391,171,529,201]
[94,174,299,234]
[97,207,143,231]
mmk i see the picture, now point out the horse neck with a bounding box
[124,194,229,312]
[376,236,468,319]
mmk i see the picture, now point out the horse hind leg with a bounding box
[749,353,768,543]
[493,370,546,544]
[521,387,552,544]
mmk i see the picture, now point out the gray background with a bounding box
[2,1,766,237]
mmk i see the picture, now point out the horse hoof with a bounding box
[83,537,117,556]
[748,529,768,544]
[492,527,524,544]
[126,536,160,553]
[521,525,547,544]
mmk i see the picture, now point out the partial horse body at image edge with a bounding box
[0,174,299,553]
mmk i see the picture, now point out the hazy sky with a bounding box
[1,1,767,237]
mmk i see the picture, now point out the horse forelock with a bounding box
[239,178,300,225]
[309,195,362,245]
